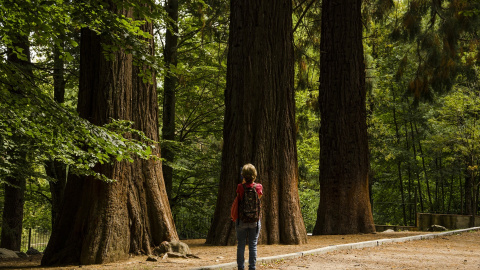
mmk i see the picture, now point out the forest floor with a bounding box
[1,230,480,269]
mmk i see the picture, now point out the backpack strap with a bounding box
[242,183,258,197]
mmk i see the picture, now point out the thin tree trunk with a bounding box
[448,173,453,213]
[414,187,418,227]
[53,43,66,104]
[42,7,178,265]
[465,164,473,215]
[414,122,433,210]
[409,120,424,212]
[45,42,67,227]
[434,158,439,212]
[460,166,464,214]
[206,0,307,245]
[1,37,32,251]
[161,0,179,201]
[438,157,445,213]
[469,155,476,227]
[404,121,414,223]
[397,162,407,224]
[1,177,26,251]
[475,180,479,226]
[392,104,407,225]
[313,0,375,235]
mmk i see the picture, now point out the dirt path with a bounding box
[260,230,480,270]
[1,230,479,269]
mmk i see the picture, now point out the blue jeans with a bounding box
[236,220,261,270]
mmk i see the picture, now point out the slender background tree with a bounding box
[0,35,33,251]
[162,0,179,200]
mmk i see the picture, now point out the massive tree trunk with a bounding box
[161,0,179,201]
[313,0,375,235]
[41,7,178,266]
[1,37,32,251]
[206,0,307,245]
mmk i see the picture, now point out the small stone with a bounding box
[15,251,28,258]
[146,255,158,262]
[26,247,41,255]
[429,225,447,232]
[166,252,188,258]
[0,248,19,259]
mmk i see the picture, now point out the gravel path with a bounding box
[259,230,480,270]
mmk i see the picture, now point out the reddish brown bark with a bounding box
[41,9,177,266]
[206,0,307,245]
[313,0,375,235]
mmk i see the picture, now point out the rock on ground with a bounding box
[0,248,19,259]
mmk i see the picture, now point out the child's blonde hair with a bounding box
[241,163,257,183]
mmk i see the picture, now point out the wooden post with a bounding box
[28,228,32,249]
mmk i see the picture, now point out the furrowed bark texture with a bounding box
[206,0,307,245]
[41,11,178,266]
[313,0,376,235]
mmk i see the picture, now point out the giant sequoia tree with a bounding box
[313,0,376,235]
[206,0,307,245]
[41,4,178,265]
